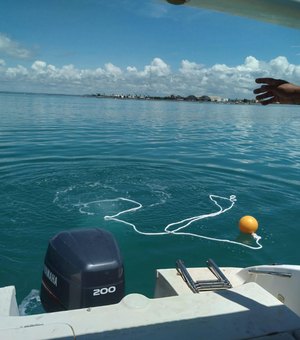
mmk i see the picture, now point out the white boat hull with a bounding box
[1,263,300,339]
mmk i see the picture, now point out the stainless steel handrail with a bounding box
[176,260,198,293]
[176,258,232,293]
[207,259,231,285]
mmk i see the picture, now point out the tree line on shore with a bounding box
[90,93,256,104]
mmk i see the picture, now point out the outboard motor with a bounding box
[40,228,125,312]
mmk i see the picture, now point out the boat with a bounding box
[2,1,300,338]
[166,0,300,29]
[1,227,300,339]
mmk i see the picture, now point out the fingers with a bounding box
[258,97,276,105]
[255,91,275,105]
[255,91,273,100]
[254,78,292,105]
[253,85,271,94]
[254,78,285,105]
[255,78,275,84]
[253,84,274,105]
[255,78,287,86]
[253,81,278,105]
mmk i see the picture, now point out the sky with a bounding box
[1,0,300,98]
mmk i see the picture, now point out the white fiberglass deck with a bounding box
[1,281,300,339]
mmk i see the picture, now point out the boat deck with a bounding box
[1,281,300,339]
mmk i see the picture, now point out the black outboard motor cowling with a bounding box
[40,228,125,312]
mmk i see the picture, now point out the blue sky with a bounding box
[0,0,300,98]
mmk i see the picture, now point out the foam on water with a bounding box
[19,289,43,316]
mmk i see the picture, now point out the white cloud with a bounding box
[104,63,122,78]
[132,58,171,78]
[241,56,260,71]
[1,56,300,97]
[127,66,138,73]
[0,33,32,59]
[269,56,294,76]
[31,60,47,72]
[6,65,28,78]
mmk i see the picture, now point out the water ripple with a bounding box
[1,93,300,305]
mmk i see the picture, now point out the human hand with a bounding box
[254,78,300,105]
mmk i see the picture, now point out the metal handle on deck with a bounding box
[176,258,232,293]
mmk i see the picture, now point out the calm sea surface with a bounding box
[1,92,300,314]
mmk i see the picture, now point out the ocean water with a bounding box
[1,92,300,314]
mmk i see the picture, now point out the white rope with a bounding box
[103,195,262,250]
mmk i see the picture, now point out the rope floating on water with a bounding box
[104,195,263,250]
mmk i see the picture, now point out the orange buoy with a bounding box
[239,215,258,234]
[166,0,188,5]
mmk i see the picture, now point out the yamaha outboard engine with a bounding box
[40,228,125,312]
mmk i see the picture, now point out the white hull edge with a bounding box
[1,264,300,339]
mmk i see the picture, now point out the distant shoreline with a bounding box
[0,90,258,104]
[88,93,257,105]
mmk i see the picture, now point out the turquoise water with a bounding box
[1,92,300,314]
